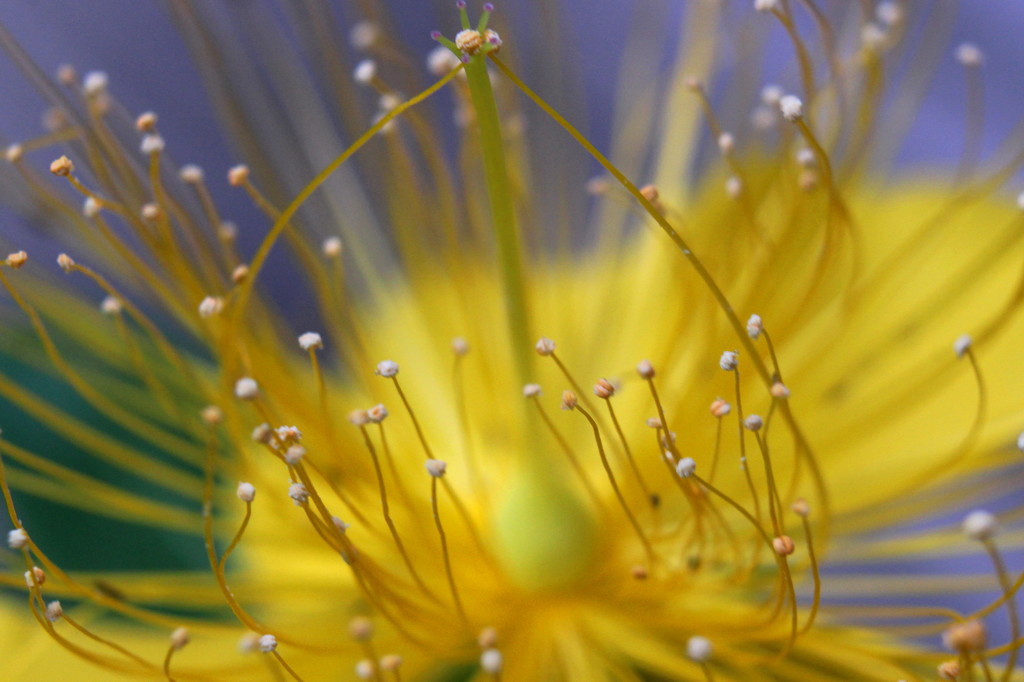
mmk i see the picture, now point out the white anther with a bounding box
[717,132,735,154]
[236,482,256,502]
[522,383,542,398]
[687,635,713,663]
[5,143,24,163]
[355,660,376,680]
[953,334,972,358]
[1017,192,1024,211]
[725,176,742,199]
[82,71,108,96]
[332,516,350,534]
[746,314,763,339]
[779,95,803,121]
[636,359,655,379]
[237,633,261,653]
[140,134,165,155]
[82,197,101,218]
[141,203,161,221]
[955,43,984,67]
[275,426,301,443]
[754,0,779,12]
[375,360,399,377]
[353,60,377,85]
[760,84,784,106]
[535,337,556,356]
[861,23,887,51]
[480,648,503,674]
[179,164,204,183]
[298,332,323,351]
[770,382,791,399]
[200,405,222,425]
[452,337,470,356]
[170,627,191,651]
[427,45,460,76]
[743,415,763,432]
[285,445,306,465]
[585,175,610,196]
[876,2,903,25]
[962,510,997,541]
[380,654,403,671]
[7,528,28,549]
[97,292,121,315]
[227,164,250,186]
[379,93,401,112]
[675,457,697,478]
[234,377,259,400]
[646,417,663,429]
[198,296,223,319]
[750,105,777,131]
[288,482,310,506]
[349,21,379,50]
[258,634,277,653]
[322,236,343,258]
[367,404,388,423]
[1017,431,1024,453]
[719,351,738,371]
[45,600,63,622]
[796,148,816,168]
[56,253,75,273]
[425,459,447,478]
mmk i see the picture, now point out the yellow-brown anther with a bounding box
[455,29,484,55]
[791,498,810,517]
[348,616,373,642]
[135,111,158,132]
[5,251,28,269]
[561,390,578,411]
[227,164,250,187]
[200,405,223,425]
[772,535,796,556]
[937,660,961,680]
[942,619,986,652]
[49,155,74,176]
[593,378,615,400]
[639,184,664,213]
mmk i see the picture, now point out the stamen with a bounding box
[964,511,1020,679]
[687,635,715,681]
[594,378,655,507]
[526,385,601,505]
[354,421,438,603]
[566,396,655,564]
[162,627,189,681]
[480,647,503,681]
[426,460,468,625]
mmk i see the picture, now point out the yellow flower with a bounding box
[0,2,1022,681]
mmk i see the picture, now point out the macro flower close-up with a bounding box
[0,1,1023,680]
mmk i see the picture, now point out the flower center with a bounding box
[492,472,598,591]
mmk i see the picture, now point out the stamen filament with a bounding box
[431,476,468,625]
[573,402,654,564]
